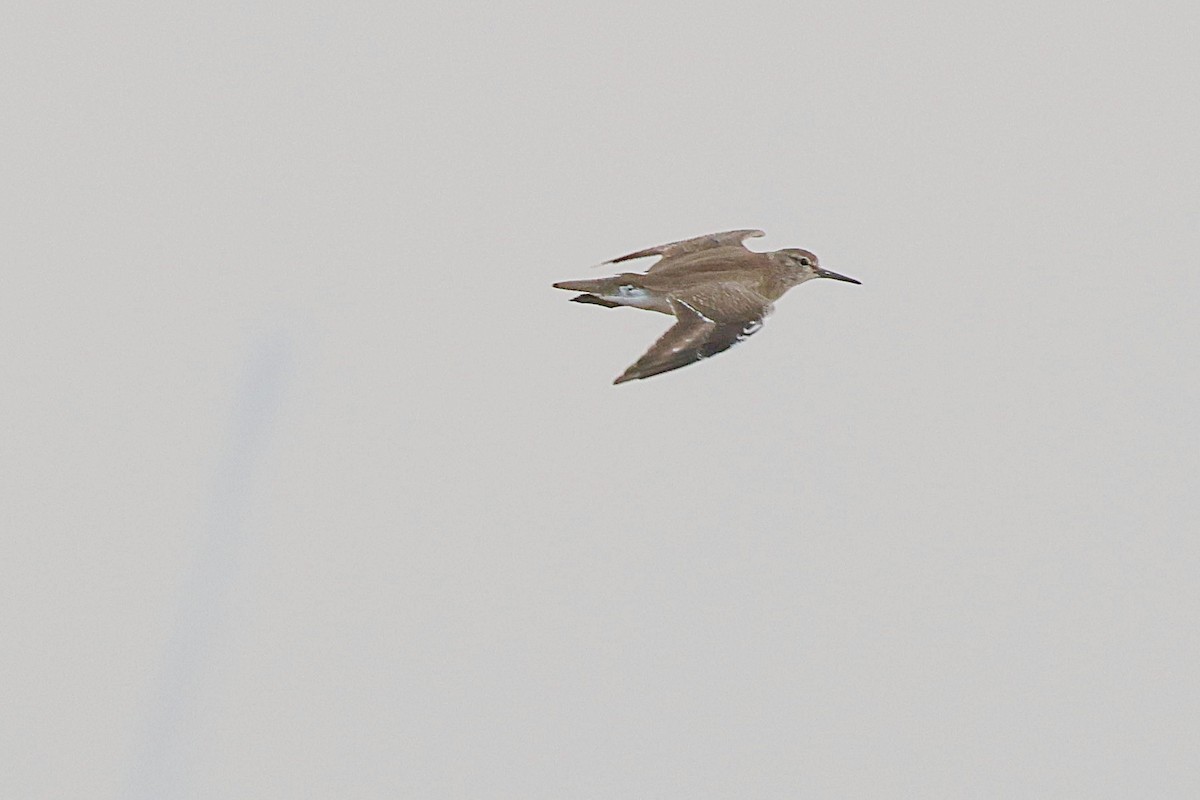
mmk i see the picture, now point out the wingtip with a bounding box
[570,293,620,308]
[613,372,636,385]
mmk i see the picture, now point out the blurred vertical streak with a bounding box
[121,331,294,799]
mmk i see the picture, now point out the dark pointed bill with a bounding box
[816,268,861,284]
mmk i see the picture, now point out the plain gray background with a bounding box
[4,1,1198,797]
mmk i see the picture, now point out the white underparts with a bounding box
[602,285,658,309]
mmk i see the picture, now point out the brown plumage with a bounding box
[554,230,860,384]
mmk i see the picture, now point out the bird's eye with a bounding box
[798,257,812,267]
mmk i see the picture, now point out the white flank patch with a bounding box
[605,285,657,309]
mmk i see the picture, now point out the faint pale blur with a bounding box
[122,333,292,799]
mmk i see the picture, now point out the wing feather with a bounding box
[613,289,769,384]
[605,229,765,266]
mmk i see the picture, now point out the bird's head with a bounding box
[778,248,861,286]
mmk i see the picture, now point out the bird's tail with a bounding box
[554,278,625,309]
[552,278,609,293]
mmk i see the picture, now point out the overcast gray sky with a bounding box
[4,1,1199,797]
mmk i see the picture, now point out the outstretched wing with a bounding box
[604,229,765,266]
[613,288,770,384]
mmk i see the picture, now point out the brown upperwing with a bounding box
[613,284,770,384]
[605,229,765,266]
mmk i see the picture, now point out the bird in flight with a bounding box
[553,229,861,384]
